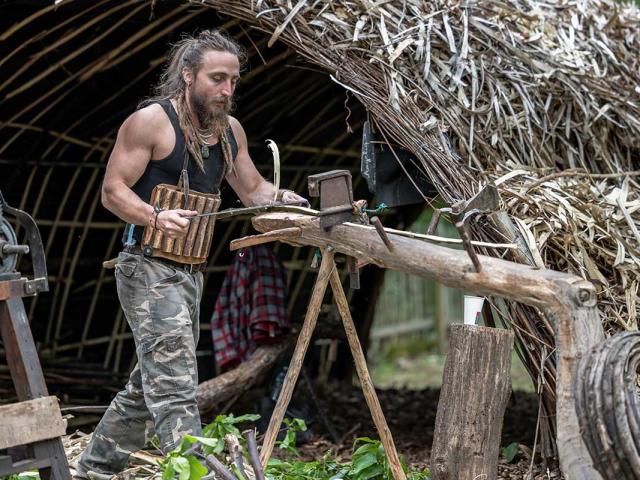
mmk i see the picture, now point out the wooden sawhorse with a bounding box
[0,285,70,479]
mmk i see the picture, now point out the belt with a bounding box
[122,245,207,273]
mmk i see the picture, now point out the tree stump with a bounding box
[430,324,514,480]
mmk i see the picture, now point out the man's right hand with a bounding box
[156,209,198,239]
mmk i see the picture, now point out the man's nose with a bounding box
[220,79,233,96]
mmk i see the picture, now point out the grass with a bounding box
[370,341,535,393]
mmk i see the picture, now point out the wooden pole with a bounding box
[430,324,514,480]
[329,266,407,480]
[259,249,335,467]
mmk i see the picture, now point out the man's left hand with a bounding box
[280,190,310,208]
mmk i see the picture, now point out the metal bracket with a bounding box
[427,183,500,273]
[0,190,49,294]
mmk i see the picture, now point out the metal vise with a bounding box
[308,170,360,289]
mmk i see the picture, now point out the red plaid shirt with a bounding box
[211,245,289,370]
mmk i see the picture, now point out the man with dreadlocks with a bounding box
[75,30,306,479]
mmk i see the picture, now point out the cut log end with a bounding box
[430,324,514,480]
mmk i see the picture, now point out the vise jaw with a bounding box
[308,170,360,288]
[308,170,355,231]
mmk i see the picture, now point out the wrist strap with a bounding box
[153,205,165,230]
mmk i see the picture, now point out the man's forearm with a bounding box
[244,179,278,206]
[102,182,154,226]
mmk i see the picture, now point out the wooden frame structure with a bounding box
[0,297,70,479]
[247,211,605,479]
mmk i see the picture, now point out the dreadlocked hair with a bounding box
[140,29,246,174]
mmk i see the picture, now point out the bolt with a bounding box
[578,289,591,303]
[1,243,29,255]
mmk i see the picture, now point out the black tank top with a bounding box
[122,99,238,246]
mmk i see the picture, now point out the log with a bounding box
[0,396,66,449]
[251,212,605,479]
[430,325,513,480]
[196,342,290,415]
[575,332,640,480]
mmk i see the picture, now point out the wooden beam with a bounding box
[329,264,406,480]
[0,397,66,449]
[260,250,335,467]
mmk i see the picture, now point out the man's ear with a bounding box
[182,67,193,86]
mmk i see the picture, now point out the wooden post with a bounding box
[259,249,335,467]
[329,267,407,480]
[430,324,514,480]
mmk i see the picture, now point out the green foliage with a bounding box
[201,413,260,455]
[348,437,429,480]
[266,436,430,480]
[157,415,430,480]
[501,442,519,464]
[266,452,347,480]
[158,434,218,480]
[276,418,308,456]
[349,437,392,479]
[0,475,40,480]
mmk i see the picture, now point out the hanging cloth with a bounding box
[211,245,290,370]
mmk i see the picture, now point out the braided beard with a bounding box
[176,91,235,175]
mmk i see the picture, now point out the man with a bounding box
[76,30,306,478]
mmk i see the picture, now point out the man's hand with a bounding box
[280,190,310,208]
[155,209,198,239]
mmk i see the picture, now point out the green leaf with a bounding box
[158,458,176,480]
[357,462,385,480]
[186,435,219,449]
[501,442,519,463]
[187,455,208,480]
[350,452,378,475]
[172,456,191,480]
[161,459,175,480]
[228,413,261,424]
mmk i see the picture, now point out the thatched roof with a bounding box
[206,0,640,325]
[213,0,640,453]
[1,0,639,458]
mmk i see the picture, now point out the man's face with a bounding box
[187,50,240,130]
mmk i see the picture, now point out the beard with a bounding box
[189,88,232,134]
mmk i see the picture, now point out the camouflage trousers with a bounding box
[77,252,204,477]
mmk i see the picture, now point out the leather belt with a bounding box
[122,245,207,273]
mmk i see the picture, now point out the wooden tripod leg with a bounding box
[329,267,407,480]
[260,249,336,467]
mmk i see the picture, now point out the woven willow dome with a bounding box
[1,0,639,462]
[209,0,640,455]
